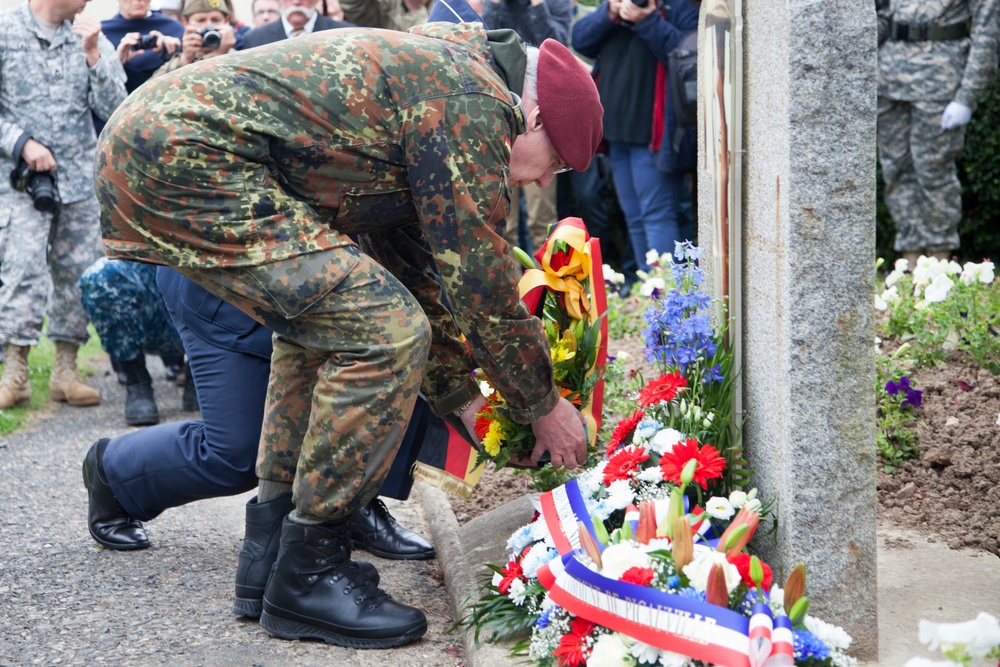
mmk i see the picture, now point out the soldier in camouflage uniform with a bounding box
[96,23,601,647]
[0,0,127,410]
[877,0,999,265]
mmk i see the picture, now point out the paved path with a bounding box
[0,356,461,666]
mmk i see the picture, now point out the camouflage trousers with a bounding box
[877,97,965,254]
[0,192,104,347]
[79,257,184,362]
[176,246,431,521]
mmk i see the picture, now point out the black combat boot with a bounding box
[120,356,159,426]
[82,438,150,550]
[348,498,435,560]
[260,517,427,648]
[233,496,379,619]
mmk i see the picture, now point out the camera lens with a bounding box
[27,173,59,213]
[200,28,222,50]
[133,33,159,50]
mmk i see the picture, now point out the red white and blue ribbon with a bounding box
[539,478,598,554]
[537,551,799,667]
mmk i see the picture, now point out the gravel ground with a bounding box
[0,355,463,667]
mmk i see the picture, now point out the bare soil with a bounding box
[451,308,1000,557]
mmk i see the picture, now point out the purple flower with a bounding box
[885,376,912,396]
[903,387,923,408]
[886,376,922,408]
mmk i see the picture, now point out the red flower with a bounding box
[659,437,726,489]
[729,553,773,590]
[497,558,523,595]
[474,404,494,440]
[602,446,650,485]
[606,409,645,456]
[549,249,572,272]
[619,566,655,587]
[553,617,595,667]
[637,373,687,407]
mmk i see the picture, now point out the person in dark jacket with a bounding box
[240,0,351,48]
[101,0,184,94]
[573,0,698,272]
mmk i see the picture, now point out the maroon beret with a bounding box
[535,39,603,172]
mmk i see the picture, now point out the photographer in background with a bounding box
[0,0,127,410]
[153,0,237,75]
[101,0,184,95]
[241,0,351,48]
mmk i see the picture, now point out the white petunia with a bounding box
[805,615,853,651]
[893,257,909,273]
[728,490,748,509]
[604,264,626,285]
[875,293,888,311]
[646,249,662,267]
[924,274,955,303]
[884,268,905,288]
[705,496,735,520]
[589,632,633,667]
[918,612,1000,656]
[600,542,652,579]
[882,285,900,303]
[606,479,636,512]
[615,350,632,362]
[640,277,666,297]
[682,550,741,593]
[649,427,683,455]
[960,260,996,285]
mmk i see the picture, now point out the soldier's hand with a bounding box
[618,0,657,24]
[457,393,488,445]
[941,102,972,130]
[73,16,102,66]
[21,139,57,174]
[529,397,587,470]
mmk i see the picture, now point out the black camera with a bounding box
[630,0,649,6]
[132,33,159,50]
[9,160,60,213]
[199,27,222,49]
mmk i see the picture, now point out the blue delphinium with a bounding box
[739,588,770,615]
[642,241,718,376]
[676,587,706,602]
[534,606,554,629]
[793,629,830,661]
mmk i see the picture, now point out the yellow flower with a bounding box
[483,421,504,456]
[551,337,576,364]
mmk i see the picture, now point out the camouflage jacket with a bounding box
[98,23,559,423]
[338,0,429,32]
[0,2,126,203]
[878,0,1000,107]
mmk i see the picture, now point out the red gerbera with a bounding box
[637,372,687,407]
[497,558,523,595]
[729,553,773,591]
[602,446,650,485]
[619,566,655,587]
[553,617,595,667]
[659,437,727,489]
[474,404,495,440]
[606,409,646,456]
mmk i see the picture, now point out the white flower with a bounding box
[884,268,905,288]
[637,466,664,483]
[646,249,662,267]
[600,542,652,579]
[615,350,632,362]
[520,543,558,579]
[657,651,693,667]
[875,293,888,311]
[728,490,748,509]
[634,418,661,442]
[918,612,1000,656]
[960,260,996,285]
[640,277,666,297]
[924,274,955,303]
[682,550,741,593]
[606,479,636,511]
[945,260,963,275]
[744,498,763,513]
[479,380,494,397]
[491,571,503,588]
[805,615,853,651]
[705,496,735,520]
[629,639,662,665]
[508,578,528,605]
[604,264,626,285]
[882,285,900,303]
[589,632,633,667]
[893,257,909,273]
[649,427,683,455]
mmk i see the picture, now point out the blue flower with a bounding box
[535,606,554,629]
[792,629,830,661]
[676,587,706,602]
[666,575,680,589]
[739,588,770,614]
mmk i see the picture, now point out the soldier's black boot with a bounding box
[233,494,295,619]
[120,356,159,426]
[82,438,150,550]
[260,517,427,648]
[348,498,435,560]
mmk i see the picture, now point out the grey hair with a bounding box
[523,46,538,103]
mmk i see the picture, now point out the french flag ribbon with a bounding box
[539,478,598,555]
[764,615,795,667]
[538,551,754,667]
[748,602,773,666]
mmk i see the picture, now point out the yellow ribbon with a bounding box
[518,223,594,322]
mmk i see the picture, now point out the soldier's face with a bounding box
[118,0,151,19]
[508,104,566,190]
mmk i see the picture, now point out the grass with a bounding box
[0,327,106,435]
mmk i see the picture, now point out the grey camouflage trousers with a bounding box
[877,97,966,254]
[0,193,104,346]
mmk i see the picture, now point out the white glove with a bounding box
[941,102,972,130]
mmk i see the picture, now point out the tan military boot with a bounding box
[49,342,100,406]
[0,344,31,409]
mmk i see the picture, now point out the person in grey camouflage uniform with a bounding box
[877,0,999,265]
[97,23,601,648]
[0,0,127,409]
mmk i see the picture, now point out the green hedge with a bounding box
[877,77,1000,264]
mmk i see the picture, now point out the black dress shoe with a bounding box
[82,439,150,550]
[260,518,427,648]
[348,498,435,560]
